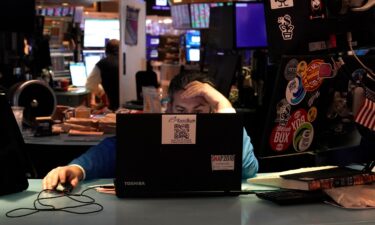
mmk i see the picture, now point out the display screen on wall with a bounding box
[235,2,268,48]
[171,4,191,29]
[190,3,210,29]
[83,19,120,48]
[146,0,171,16]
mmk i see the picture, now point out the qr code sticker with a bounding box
[174,124,190,140]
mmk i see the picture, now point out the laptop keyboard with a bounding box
[256,189,328,205]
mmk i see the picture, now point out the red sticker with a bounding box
[302,59,324,92]
[288,109,308,131]
[269,124,293,152]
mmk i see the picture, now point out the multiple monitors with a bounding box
[146,34,160,60]
[235,3,268,48]
[185,30,200,62]
[83,19,120,48]
[190,3,210,29]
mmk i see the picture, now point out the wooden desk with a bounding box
[2,179,375,225]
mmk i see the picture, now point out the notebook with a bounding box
[0,93,30,196]
[115,113,244,197]
[69,62,87,87]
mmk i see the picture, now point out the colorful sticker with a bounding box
[285,76,306,105]
[162,115,196,144]
[278,14,294,41]
[309,0,325,19]
[297,61,308,77]
[307,106,318,122]
[288,109,308,131]
[211,155,235,171]
[271,0,294,9]
[293,122,314,152]
[302,59,325,92]
[275,99,291,126]
[284,58,299,80]
[269,124,293,152]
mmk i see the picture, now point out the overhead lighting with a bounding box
[62,2,69,6]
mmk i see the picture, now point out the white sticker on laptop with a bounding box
[211,155,235,171]
[162,115,196,144]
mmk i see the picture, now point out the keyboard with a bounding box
[256,189,328,205]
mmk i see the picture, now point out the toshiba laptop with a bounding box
[115,113,243,197]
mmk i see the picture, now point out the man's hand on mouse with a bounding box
[42,165,84,190]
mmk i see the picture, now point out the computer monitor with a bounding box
[185,30,200,48]
[190,3,210,29]
[208,3,234,50]
[82,49,106,76]
[146,0,171,16]
[146,35,160,47]
[186,48,200,62]
[235,2,268,49]
[69,62,87,87]
[171,4,191,30]
[83,19,120,48]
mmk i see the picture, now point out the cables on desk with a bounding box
[5,187,104,218]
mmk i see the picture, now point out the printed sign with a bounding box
[162,115,196,144]
[270,0,294,9]
[211,155,235,171]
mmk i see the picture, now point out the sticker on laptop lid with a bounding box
[211,155,235,171]
[162,115,196,144]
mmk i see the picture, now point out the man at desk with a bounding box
[43,72,259,190]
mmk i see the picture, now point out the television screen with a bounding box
[147,35,160,47]
[185,30,200,48]
[82,50,106,75]
[235,2,268,48]
[208,4,234,50]
[146,0,171,16]
[0,0,35,33]
[83,19,120,48]
[186,48,200,62]
[171,4,191,30]
[190,3,210,29]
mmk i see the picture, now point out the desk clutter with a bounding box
[51,105,117,135]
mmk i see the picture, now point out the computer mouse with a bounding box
[55,182,73,193]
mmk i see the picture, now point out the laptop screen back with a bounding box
[69,62,87,87]
[115,113,243,197]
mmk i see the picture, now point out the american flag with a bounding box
[355,98,375,131]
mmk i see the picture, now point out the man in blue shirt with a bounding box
[43,72,258,190]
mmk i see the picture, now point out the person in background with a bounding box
[43,72,259,190]
[86,39,120,111]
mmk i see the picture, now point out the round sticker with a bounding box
[293,122,314,152]
[269,124,293,152]
[275,99,291,126]
[302,59,324,92]
[288,109,308,131]
[307,107,318,122]
[297,61,307,77]
[284,58,298,81]
[285,76,306,105]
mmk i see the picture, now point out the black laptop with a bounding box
[0,93,30,196]
[115,113,243,197]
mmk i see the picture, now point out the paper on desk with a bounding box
[324,184,375,209]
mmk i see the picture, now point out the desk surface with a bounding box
[2,179,375,225]
[24,133,112,146]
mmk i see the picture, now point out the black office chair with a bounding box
[124,70,159,110]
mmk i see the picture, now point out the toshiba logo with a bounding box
[124,181,146,186]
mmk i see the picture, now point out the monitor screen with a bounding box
[82,50,106,75]
[146,49,159,60]
[83,19,120,48]
[146,0,171,16]
[185,30,200,48]
[190,3,210,29]
[147,35,160,47]
[235,2,268,49]
[171,4,191,30]
[186,48,200,62]
[69,62,87,87]
[208,4,234,50]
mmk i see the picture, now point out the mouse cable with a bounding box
[5,187,104,218]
